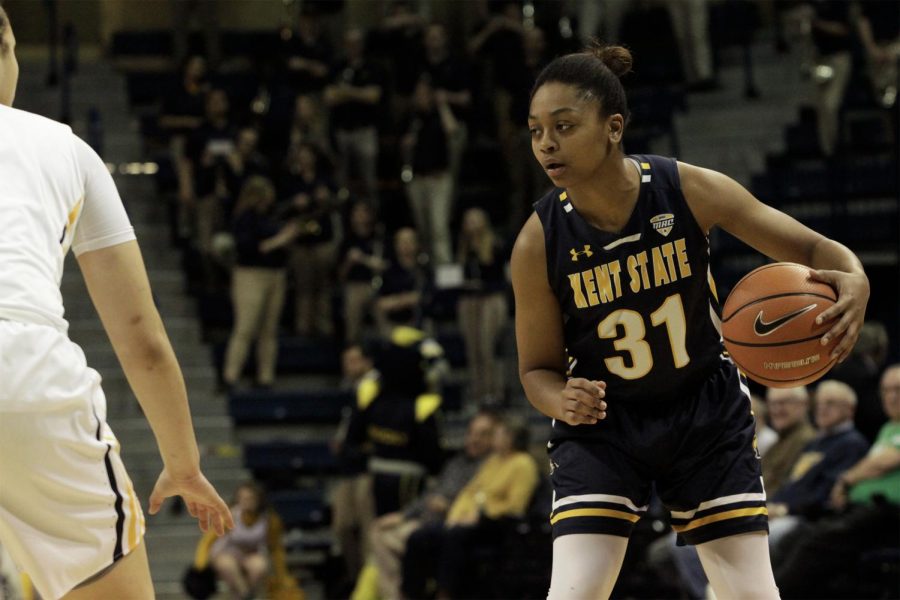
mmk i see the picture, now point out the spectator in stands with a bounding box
[418,22,474,180]
[775,364,900,598]
[401,416,540,599]
[808,0,855,155]
[455,208,508,404]
[227,126,270,188]
[342,332,446,519]
[221,177,297,391]
[369,0,426,102]
[279,142,340,337]
[374,227,431,335]
[402,76,459,265]
[325,27,384,206]
[193,482,295,600]
[331,344,378,592]
[280,9,332,95]
[668,0,716,91]
[764,385,816,495]
[159,55,209,140]
[338,201,387,343]
[180,88,238,284]
[855,0,900,109]
[752,393,779,457]
[369,409,499,600]
[767,380,869,555]
[832,321,890,442]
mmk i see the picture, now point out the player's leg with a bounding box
[61,541,153,600]
[696,531,779,600]
[547,534,629,600]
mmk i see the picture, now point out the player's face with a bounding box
[0,21,18,107]
[528,82,623,187]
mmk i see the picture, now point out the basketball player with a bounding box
[512,42,869,599]
[0,10,234,600]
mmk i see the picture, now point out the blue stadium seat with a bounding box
[229,388,351,425]
[269,489,331,529]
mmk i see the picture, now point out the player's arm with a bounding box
[72,137,232,534]
[678,162,869,363]
[511,214,606,425]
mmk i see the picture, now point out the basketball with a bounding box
[722,263,839,388]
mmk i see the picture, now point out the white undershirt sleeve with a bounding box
[71,136,136,256]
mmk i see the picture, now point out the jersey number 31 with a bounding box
[598,293,689,380]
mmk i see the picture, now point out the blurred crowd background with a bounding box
[3,0,898,599]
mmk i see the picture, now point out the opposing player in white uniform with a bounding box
[0,10,234,600]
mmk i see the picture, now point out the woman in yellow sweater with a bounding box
[401,417,540,599]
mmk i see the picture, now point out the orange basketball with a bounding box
[722,262,838,388]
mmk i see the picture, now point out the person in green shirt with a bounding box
[775,363,900,598]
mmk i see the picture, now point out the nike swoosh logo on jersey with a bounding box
[753,304,818,336]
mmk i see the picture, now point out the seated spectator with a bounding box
[402,76,459,266]
[221,177,297,390]
[194,482,300,600]
[763,385,816,496]
[775,364,900,598]
[331,344,378,592]
[455,208,508,404]
[338,201,387,343]
[374,227,431,336]
[280,142,340,337]
[369,409,499,600]
[401,416,540,599]
[768,380,869,552]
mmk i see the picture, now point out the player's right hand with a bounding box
[559,378,607,426]
[148,468,235,536]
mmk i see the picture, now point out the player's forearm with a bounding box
[808,237,865,275]
[114,323,201,477]
[521,368,568,420]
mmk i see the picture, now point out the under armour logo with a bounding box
[570,245,593,261]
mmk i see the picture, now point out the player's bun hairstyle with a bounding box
[531,40,632,125]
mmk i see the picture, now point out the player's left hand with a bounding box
[148,468,235,535]
[808,269,870,363]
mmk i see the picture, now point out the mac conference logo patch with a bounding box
[650,213,675,237]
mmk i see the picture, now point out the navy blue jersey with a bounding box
[535,155,725,424]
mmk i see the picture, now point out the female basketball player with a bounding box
[511,42,869,599]
[0,11,233,600]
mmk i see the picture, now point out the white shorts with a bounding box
[0,320,144,600]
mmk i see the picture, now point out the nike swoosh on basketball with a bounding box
[753,304,818,336]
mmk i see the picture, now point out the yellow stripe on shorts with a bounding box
[672,507,768,533]
[550,507,641,525]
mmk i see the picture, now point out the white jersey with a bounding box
[0,104,135,332]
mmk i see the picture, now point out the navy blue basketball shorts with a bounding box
[548,361,768,545]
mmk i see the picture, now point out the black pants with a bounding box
[775,501,900,599]
[401,520,504,599]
